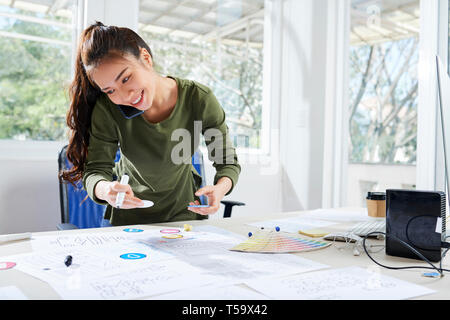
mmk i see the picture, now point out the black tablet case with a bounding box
[386,189,445,263]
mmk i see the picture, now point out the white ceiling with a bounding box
[138,0,264,44]
[0,0,420,46]
[351,0,420,45]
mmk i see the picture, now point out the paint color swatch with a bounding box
[230,230,331,253]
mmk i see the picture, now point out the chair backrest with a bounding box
[58,145,110,228]
[58,146,207,228]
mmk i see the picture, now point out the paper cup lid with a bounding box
[366,192,386,200]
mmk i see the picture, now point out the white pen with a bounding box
[0,232,32,244]
[115,174,129,208]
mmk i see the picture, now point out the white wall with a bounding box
[277,0,329,211]
[0,141,65,234]
[0,159,60,234]
[204,153,282,221]
[346,163,416,207]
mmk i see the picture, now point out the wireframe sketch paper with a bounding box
[245,266,435,300]
[30,229,155,251]
[7,225,329,300]
[6,241,174,285]
[51,258,219,300]
[50,251,329,300]
[152,284,269,300]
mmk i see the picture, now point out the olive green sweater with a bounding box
[82,76,241,226]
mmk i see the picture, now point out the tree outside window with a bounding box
[0,3,74,141]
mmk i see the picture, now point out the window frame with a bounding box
[0,0,274,164]
[0,0,82,157]
[325,0,449,206]
[416,0,448,192]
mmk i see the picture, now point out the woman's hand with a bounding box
[95,180,144,209]
[188,177,232,215]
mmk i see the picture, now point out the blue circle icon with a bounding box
[120,253,147,260]
[123,228,144,233]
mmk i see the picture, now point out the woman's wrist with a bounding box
[215,177,232,196]
[94,180,109,201]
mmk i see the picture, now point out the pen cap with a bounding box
[120,174,129,185]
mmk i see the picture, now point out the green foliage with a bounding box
[0,9,71,141]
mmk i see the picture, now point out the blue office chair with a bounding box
[57,145,120,230]
[57,145,244,230]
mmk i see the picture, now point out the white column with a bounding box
[322,0,350,208]
[277,0,331,211]
[83,0,139,31]
[71,0,139,76]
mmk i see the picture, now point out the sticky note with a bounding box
[162,234,183,239]
[298,229,330,238]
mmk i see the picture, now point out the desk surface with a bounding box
[0,208,448,300]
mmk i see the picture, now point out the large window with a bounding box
[346,0,419,206]
[0,0,76,141]
[138,0,265,149]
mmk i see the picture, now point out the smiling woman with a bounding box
[60,21,241,226]
[90,53,179,124]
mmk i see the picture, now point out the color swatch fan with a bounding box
[230,229,331,253]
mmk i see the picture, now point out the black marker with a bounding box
[64,255,72,267]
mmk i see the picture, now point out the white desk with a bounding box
[0,208,448,300]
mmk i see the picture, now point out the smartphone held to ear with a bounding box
[117,104,144,119]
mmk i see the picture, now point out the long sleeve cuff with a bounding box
[83,174,110,205]
[214,165,241,196]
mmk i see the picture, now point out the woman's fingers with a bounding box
[194,203,219,215]
[110,181,134,195]
[188,195,219,215]
[119,196,144,209]
[188,185,224,215]
[194,186,214,197]
[104,182,144,209]
[95,180,144,209]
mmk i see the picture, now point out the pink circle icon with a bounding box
[160,228,180,234]
[0,262,16,270]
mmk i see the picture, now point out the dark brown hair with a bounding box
[60,21,152,185]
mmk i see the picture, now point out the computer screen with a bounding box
[436,56,450,206]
